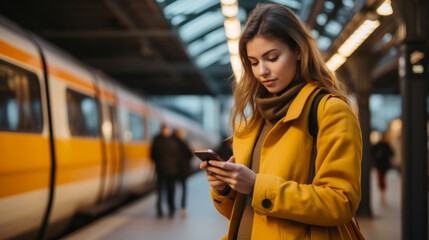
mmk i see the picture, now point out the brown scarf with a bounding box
[255,80,306,123]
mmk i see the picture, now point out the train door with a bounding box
[42,52,104,239]
[94,76,123,201]
[0,24,51,239]
[99,101,122,200]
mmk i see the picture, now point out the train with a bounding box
[0,15,219,240]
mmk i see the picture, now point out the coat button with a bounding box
[262,199,272,208]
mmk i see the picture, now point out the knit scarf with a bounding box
[255,80,306,123]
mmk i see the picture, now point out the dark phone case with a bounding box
[193,149,225,161]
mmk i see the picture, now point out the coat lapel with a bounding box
[233,83,318,167]
[233,119,263,167]
[282,83,318,123]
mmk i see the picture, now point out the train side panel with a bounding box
[39,43,103,237]
[115,87,155,194]
[0,20,51,239]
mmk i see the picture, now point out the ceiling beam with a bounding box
[41,29,176,39]
[106,0,137,29]
[84,58,198,73]
[305,0,325,28]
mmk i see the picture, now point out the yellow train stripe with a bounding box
[122,143,152,170]
[0,39,42,69]
[0,132,50,198]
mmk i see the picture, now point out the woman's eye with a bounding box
[268,56,278,62]
[250,62,258,66]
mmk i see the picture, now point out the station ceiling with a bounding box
[0,0,400,96]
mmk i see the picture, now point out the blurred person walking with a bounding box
[150,124,178,218]
[172,128,193,217]
[371,132,394,205]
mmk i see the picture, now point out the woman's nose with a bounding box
[259,62,269,76]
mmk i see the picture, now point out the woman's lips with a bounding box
[262,79,276,86]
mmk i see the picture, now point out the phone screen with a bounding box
[194,149,225,161]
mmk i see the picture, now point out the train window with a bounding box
[0,61,43,132]
[66,89,99,137]
[150,119,161,136]
[129,112,144,141]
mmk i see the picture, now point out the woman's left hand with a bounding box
[207,157,256,195]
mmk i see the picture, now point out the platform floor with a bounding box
[62,170,401,240]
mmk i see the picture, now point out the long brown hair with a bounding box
[231,3,355,134]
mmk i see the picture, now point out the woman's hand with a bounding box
[200,158,231,192]
[206,156,256,195]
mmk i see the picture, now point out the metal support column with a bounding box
[399,42,428,240]
[346,54,373,217]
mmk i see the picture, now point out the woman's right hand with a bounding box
[200,157,233,192]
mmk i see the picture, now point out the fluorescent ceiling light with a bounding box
[326,53,346,72]
[224,18,241,39]
[327,19,380,71]
[220,0,242,79]
[337,19,380,57]
[220,0,236,4]
[227,39,239,55]
[221,4,238,18]
[376,0,393,16]
[230,55,242,80]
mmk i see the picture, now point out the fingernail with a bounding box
[208,160,211,165]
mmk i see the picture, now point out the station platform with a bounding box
[61,170,401,240]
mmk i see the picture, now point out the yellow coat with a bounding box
[211,83,362,239]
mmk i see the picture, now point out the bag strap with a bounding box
[306,91,363,233]
[307,90,327,184]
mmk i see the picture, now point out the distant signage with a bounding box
[400,43,427,79]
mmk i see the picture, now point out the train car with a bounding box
[0,16,219,240]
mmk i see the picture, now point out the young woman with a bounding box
[200,3,363,240]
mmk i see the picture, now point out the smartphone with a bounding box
[194,149,225,161]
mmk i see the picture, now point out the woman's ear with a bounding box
[296,48,301,61]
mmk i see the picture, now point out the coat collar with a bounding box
[233,83,318,167]
[282,82,318,123]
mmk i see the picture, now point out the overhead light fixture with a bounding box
[376,0,393,16]
[221,0,242,81]
[230,55,242,79]
[224,18,241,39]
[338,19,380,57]
[326,19,380,71]
[220,0,236,5]
[227,39,239,55]
[326,53,346,72]
[221,4,238,18]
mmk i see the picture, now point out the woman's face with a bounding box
[246,36,299,94]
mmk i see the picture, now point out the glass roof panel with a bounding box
[196,44,229,68]
[188,28,226,56]
[156,0,363,71]
[313,0,365,51]
[164,0,218,17]
[179,9,224,42]
[325,20,342,36]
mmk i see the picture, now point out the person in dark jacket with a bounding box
[371,132,394,204]
[150,124,178,218]
[171,128,193,217]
